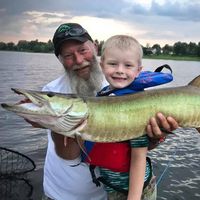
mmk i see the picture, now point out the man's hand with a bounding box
[24,119,45,128]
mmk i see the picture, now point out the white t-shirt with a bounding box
[43,74,107,200]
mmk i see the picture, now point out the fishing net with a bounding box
[0,147,36,200]
[0,177,33,200]
[0,147,36,177]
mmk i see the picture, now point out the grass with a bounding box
[144,55,200,61]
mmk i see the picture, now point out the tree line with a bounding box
[0,39,200,57]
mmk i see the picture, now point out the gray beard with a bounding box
[68,56,103,96]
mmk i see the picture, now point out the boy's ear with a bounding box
[138,66,143,72]
[136,66,143,77]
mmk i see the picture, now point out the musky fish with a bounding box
[1,75,200,142]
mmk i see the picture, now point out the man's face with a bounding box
[59,40,97,80]
[58,40,103,96]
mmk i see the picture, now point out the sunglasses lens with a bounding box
[69,27,86,36]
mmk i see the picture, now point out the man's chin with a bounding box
[69,55,103,95]
[76,67,90,80]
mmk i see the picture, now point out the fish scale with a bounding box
[81,86,200,142]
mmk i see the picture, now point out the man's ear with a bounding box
[58,55,64,64]
[93,41,98,54]
[100,59,103,69]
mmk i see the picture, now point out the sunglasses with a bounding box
[56,25,87,38]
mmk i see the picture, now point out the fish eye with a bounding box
[47,92,55,97]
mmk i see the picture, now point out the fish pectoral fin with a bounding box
[196,127,200,133]
[57,114,87,133]
[63,104,73,115]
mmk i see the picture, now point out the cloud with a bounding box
[1,0,200,21]
[0,0,199,45]
[150,0,200,22]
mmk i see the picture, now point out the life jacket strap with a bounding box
[154,64,172,73]
[89,157,153,194]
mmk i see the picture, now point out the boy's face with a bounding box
[100,47,142,89]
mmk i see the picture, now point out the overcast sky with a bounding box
[0,0,200,47]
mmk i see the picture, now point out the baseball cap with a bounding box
[53,23,93,57]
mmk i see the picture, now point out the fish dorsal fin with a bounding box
[196,127,200,133]
[188,75,200,87]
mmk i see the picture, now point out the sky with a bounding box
[0,0,200,47]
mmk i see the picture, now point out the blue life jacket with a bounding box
[82,65,173,161]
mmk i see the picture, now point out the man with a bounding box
[42,23,178,200]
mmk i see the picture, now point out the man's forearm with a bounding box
[51,132,82,160]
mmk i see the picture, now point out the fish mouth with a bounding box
[10,88,44,107]
[1,88,33,109]
[11,88,34,101]
[1,88,44,113]
[11,88,24,95]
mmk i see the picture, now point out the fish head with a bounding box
[1,88,88,133]
[2,88,74,114]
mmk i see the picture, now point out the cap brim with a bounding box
[55,36,88,56]
[57,36,88,47]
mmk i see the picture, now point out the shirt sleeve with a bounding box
[129,135,149,148]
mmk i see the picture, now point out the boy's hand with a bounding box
[146,112,179,139]
[147,112,179,150]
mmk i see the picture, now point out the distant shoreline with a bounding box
[144,55,200,61]
[1,50,200,62]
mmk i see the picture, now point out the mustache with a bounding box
[68,56,103,96]
[72,61,90,71]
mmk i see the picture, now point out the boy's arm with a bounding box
[127,147,147,200]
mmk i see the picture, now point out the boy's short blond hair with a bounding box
[101,35,143,66]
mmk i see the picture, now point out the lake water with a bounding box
[0,51,200,200]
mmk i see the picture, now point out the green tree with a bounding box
[98,40,104,56]
[187,42,198,56]
[6,42,15,50]
[0,42,7,50]
[17,40,29,51]
[173,42,187,55]
[0,39,200,57]
[162,44,173,55]
[46,40,54,52]
[197,42,200,56]
[152,44,161,55]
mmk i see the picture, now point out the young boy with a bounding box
[98,35,157,200]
